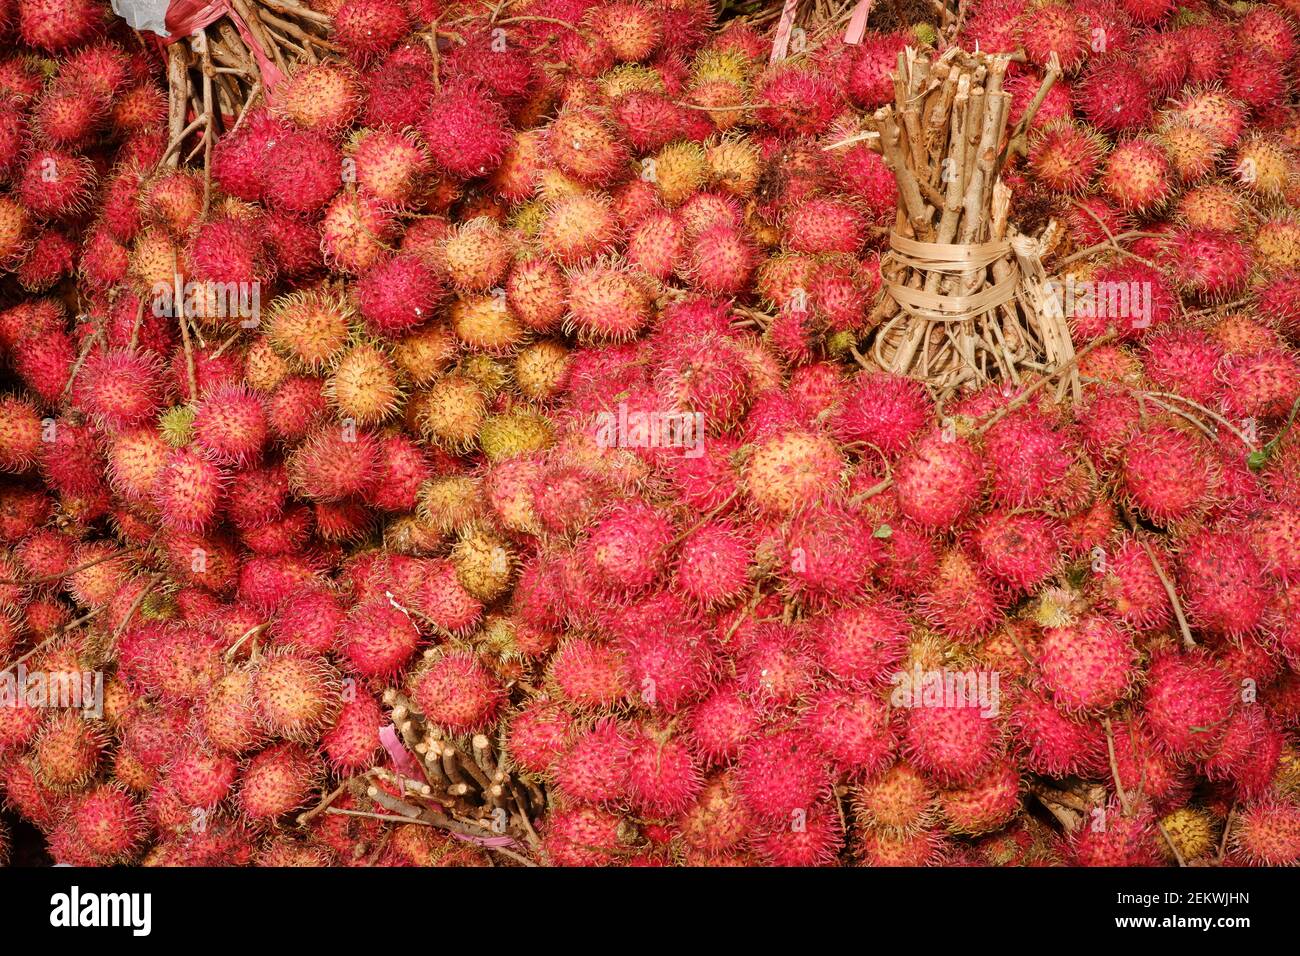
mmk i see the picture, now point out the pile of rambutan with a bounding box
[1,0,1300,870]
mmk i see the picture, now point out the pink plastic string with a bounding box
[379,724,423,779]
[162,0,287,94]
[769,0,801,62]
[844,0,874,44]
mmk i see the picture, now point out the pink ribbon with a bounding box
[379,724,423,779]
[769,0,801,62]
[844,0,874,44]
[162,0,286,94]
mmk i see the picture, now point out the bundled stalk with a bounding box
[865,45,1076,397]
[158,0,337,186]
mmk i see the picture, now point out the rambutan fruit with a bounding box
[579,501,675,596]
[839,30,909,109]
[969,509,1062,592]
[540,192,622,267]
[1248,506,1300,585]
[549,718,630,804]
[678,772,752,859]
[111,82,166,133]
[683,682,761,766]
[17,0,104,51]
[190,383,268,466]
[17,149,95,219]
[288,424,380,502]
[1100,137,1173,211]
[1141,327,1224,406]
[564,262,653,341]
[1234,134,1297,196]
[266,376,328,442]
[751,802,845,867]
[513,339,571,403]
[893,428,982,529]
[335,592,420,679]
[1037,615,1138,713]
[1072,259,1177,341]
[778,501,880,608]
[1254,214,1300,272]
[0,693,46,756]
[938,761,1021,836]
[1028,121,1106,194]
[735,727,833,824]
[545,105,630,187]
[152,447,225,532]
[413,558,483,634]
[1019,4,1090,71]
[547,636,629,711]
[1117,0,1172,24]
[199,666,264,755]
[1225,50,1289,111]
[259,128,342,215]
[503,256,567,333]
[801,688,896,779]
[237,743,322,821]
[17,227,76,291]
[1136,29,1187,97]
[902,701,1001,787]
[1156,119,1223,182]
[626,725,704,816]
[334,0,409,61]
[65,785,145,864]
[1143,649,1237,758]
[32,711,105,791]
[1229,799,1300,865]
[591,1,663,61]
[781,197,866,255]
[858,825,949,866]
[1071,800,1164,866]
[686,223,756,295]
[441,217,514,292]
[0,395,44,473]
[449,293,526,354]
[277,62,360,132]
[1167,88,1247,148]
[1202,704,1282,799]
[267,290,354,372]
[326,343,403,425]
[674,520,752,609]
[1079,58,1153,134]
[918,547,1005,641]
[541,804,634,866]
[348,127,431,208]
[1163,228,1253,299]
[1218,349,1300,420]
[420,78,512,179]
[1118,423,1217,527]
[742,428,844,516]
[1094,533,1173,629]
[250,652,341,743]
[1009,689,1106,777]
[166,742,240,808]
[1177,528,1272,637]
[506,698,575,776]
[321,191,397,274]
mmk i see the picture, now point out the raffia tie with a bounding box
[883,234,1021,323]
